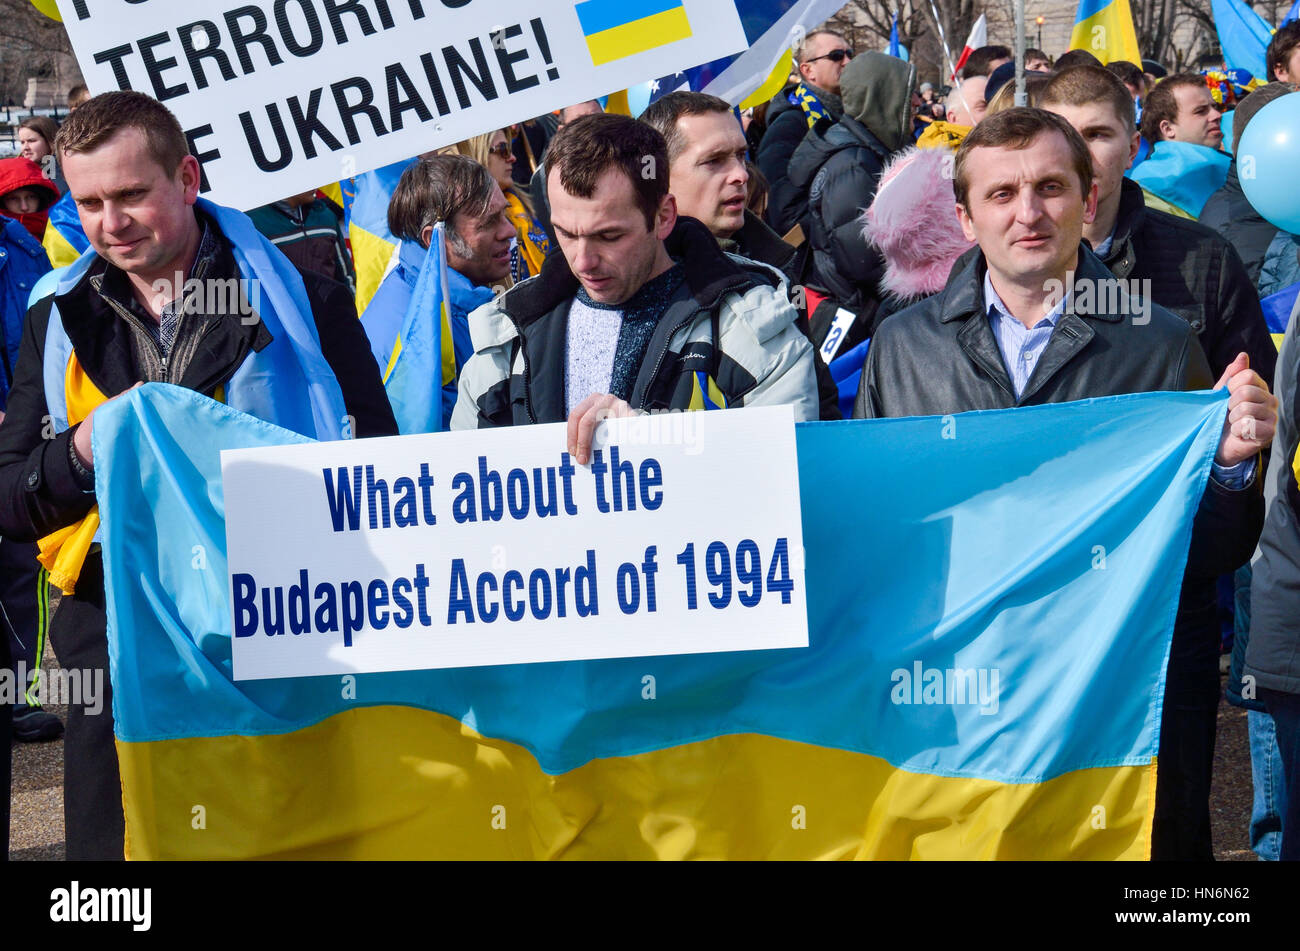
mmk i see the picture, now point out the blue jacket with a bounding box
[0,218,51,410]
[360,239,494,422]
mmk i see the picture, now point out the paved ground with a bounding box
[6,643,1262,861]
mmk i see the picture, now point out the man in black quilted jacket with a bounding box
[1042,66,1275,385]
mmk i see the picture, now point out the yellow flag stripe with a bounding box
[118,704,1155,860]
[584,7,693,67]
[740,49,794,111]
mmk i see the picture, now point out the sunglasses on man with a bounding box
[805,48,853,65]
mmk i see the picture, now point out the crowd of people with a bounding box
[3,19,1300,862]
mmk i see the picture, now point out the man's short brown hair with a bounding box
[545,113,668,230]
[388,154,497,254]
[1052,49,1102,72]
[962,45,1011,79]
[1267,22,1300,80]
[1139,73,1206,143]
[1042,65,1137,133]
[953,107,1094,211]
[54,91,190,175]
[640,91,734,163]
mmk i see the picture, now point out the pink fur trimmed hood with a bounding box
[861,146,975,303]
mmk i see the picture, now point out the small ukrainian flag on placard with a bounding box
[576,0,694,66]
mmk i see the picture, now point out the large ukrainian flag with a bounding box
[577,0,694,66]
[1069,0,1142,66]
[94,385,1228,859]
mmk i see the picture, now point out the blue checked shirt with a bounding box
[984,272,1255,489]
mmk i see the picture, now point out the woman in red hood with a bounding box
[0,156,60,240]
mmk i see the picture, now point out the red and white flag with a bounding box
[952,13,987,78]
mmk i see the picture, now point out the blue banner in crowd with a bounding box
[93,385,1226,858]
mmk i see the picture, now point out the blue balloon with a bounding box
[1237,93,1300,234]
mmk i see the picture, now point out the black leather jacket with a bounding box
[855,241,1263,583]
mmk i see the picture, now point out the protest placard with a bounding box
[222,405,808,680]
[56,0,747,209]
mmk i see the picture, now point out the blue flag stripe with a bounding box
[98,387,1225,782]
[576,0,683,36]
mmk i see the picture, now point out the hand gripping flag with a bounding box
[381,224,452,435]
[96,384,1229,859]
[1069,0,1142,66]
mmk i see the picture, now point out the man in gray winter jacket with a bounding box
[450,114,820,461]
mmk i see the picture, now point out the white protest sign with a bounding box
[222,406,807,680]
[56,0,747,210]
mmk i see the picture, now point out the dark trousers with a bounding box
[1151,616,1221,861]
[1261,687,1300,861]
[47,556,124,860]
[1,582,9,862]
[0,538,43,702]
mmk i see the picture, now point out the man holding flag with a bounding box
[0,92,396,859]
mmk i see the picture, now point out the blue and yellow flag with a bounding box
[94,385,1228,859]
[1070,0,1142,66]
[348,159,413,314]
[577,0,694,66]
[631,0,842,110]
[41,192,90,269]
[381,225,452,435]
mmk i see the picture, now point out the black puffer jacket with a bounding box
[1199,160,1280,287]
[1104,177,1276,386]
[783,52,915,335]
[786,114,890,320]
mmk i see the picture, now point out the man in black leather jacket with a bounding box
[856,108,1277,861]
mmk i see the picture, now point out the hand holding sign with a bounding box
[567,392,638,465]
